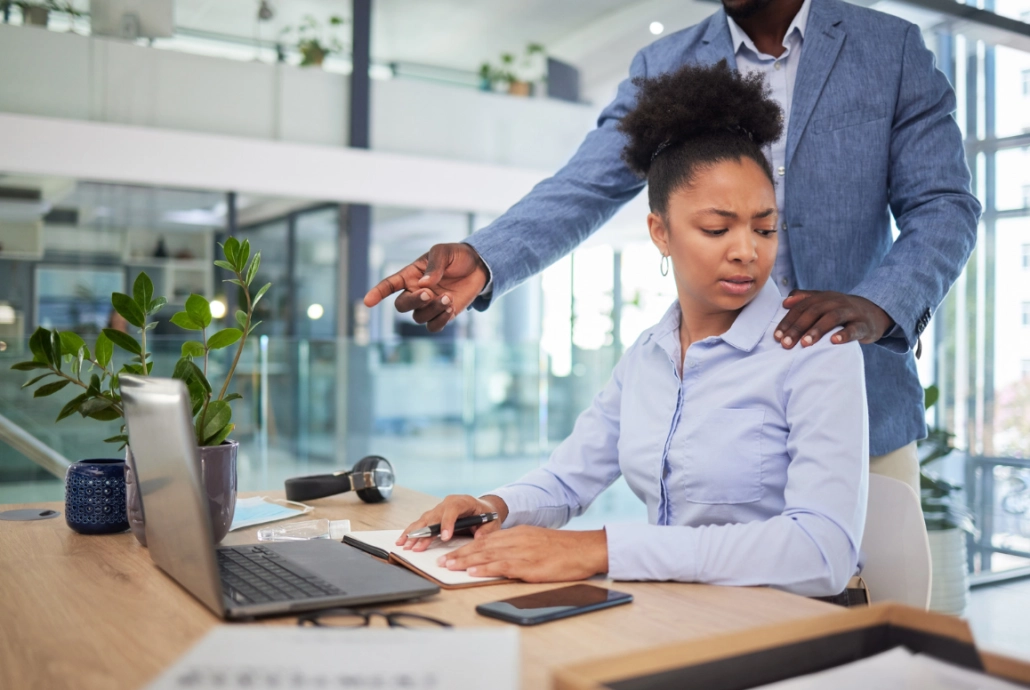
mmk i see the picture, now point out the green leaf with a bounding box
[170,311,202,331]
[144,322,158,331]
[29,327,48,362]
[197,401,232,445]
[102,328,142,355]
[207,328,242,350]
[56,393,89,422]
[237,240,251,276]
[187,377,206,416]
[923,385,939,411]
[49,331,62,371]
[120,363,144,375]
[59,332,85,356]
[10,361,51,371]
[172,358,212,394]
[253,282,271,308]
[248,321,263,336]
[246,251,261,286]
[36,329,56,367]
[111,292,146,328]
[20,372,53,389]
[181,341,206,358]
[223,392,243,403]
[103,434,129,445]
[79,396,115,417]
[34,380,71,397]
[88,407,122,422]
[148,297,167,316]
[223,237,240,266]
[88,374,102,396]
[225,278,244,288]
[235,310,248,329]
[213,260,234,272]
[95,332,113,369]
[21,373,54,388]
[185,294,212,329]
[132,272,154,311]
[204,422,235,448]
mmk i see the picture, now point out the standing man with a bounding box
[364,0,980,490]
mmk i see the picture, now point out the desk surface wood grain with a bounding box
[0,487,834,690]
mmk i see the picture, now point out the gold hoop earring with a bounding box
[660,254,670,277]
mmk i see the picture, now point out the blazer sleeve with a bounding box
[464,50,650,310]
[851,24,981,352]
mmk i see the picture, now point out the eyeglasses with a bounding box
[297,608,453,629]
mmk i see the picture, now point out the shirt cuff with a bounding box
[462,239,494,310]
[604,523,699,582]
[483,486,533,528]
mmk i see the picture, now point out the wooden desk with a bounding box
[0,487,835,690]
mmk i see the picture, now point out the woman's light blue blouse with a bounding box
[489,280,869,597]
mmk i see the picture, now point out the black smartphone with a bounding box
[475,584,633,626]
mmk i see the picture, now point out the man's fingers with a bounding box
[781,289,814,309]
[776,300,821,348]
[394,289,436,313]
[800,309,853,347]
[364,272,408,308]
[411,298,449,325]
[425,307,453,333]
[418,244,453,288]
[830,323,865,345]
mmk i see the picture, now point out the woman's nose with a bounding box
[727,231,757,263]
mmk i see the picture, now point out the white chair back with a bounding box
[859,473,932,609]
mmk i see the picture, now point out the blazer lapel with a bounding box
[785,0,846,168]
[697,10,737,69]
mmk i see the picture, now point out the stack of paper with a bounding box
[752,647,1025,690]
[148,627,519,690]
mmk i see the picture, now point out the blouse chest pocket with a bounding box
[679,408,765,504]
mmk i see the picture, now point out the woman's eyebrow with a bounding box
[695,208,777,219]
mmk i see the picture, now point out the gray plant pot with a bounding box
[125,440,238,546]
[22,6,49,26]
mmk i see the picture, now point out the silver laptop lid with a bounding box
[121,375,225,617]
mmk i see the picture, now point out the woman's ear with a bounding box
[647,212,669,256]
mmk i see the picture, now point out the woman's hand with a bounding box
[397,494,508,551]
[437,526,609,583]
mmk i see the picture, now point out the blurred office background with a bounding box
[0,0,1029,647]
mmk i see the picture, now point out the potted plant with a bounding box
[11,237,270,545]
[919,384,977,615]
[479,43,546,96]
[279,14,346,68]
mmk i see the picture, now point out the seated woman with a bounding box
[399,61,869,598]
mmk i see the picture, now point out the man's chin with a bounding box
[721,0,773,20]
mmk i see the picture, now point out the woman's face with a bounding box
[648,156,778,316]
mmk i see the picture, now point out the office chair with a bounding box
[858,473,933,609]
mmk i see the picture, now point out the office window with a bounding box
[1023,244,1030,270]
[1023,360,1030,379]
[1023,69,1030,98]
[1023,184,1030,208]
[1024,302,1030,327]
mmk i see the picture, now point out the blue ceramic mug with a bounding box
[65,459,130,535]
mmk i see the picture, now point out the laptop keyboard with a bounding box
[217,545,343,605]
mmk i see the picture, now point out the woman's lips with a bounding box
[718,278,755,295]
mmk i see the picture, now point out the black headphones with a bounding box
[284,456,395,504]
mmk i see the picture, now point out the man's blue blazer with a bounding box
[466,0,980,455]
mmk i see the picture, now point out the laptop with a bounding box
[120,375,439,620]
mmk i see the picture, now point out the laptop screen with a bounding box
[121,375,225,616]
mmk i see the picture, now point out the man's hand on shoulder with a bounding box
[363,243,489,333]
[774,290,895,349]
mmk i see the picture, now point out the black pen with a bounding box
[405,512,499,539]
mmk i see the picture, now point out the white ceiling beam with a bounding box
[0,114,549,216]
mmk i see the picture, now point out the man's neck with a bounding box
[734,0,805,57]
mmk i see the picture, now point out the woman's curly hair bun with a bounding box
[619,59,783,177]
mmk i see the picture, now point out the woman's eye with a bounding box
[702,229,728,236]
[756,228,778,237]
